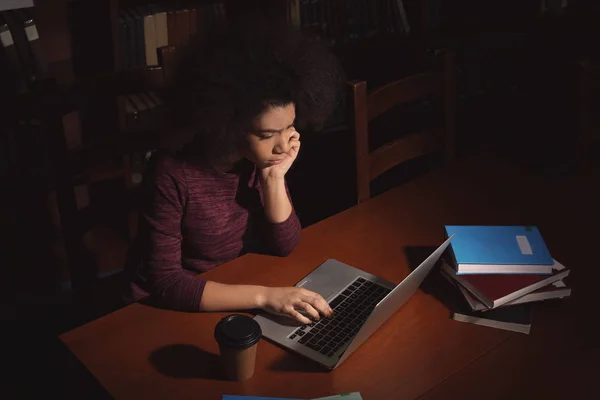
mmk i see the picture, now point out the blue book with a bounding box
[444,225,554,275]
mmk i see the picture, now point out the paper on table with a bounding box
[311,393,363,400]
[222,396,300,400]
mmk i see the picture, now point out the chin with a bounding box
[246,156,280,169]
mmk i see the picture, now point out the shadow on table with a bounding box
[403,245,464,312]
[268,351,329,373]
[149,344,227,380]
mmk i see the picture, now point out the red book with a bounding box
[441,260,570,309]
[442,269,571,311]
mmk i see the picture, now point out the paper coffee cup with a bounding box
[214,314,262,381]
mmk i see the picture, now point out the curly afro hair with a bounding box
[161,14,345,165]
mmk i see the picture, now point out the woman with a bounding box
[123,16,344,325]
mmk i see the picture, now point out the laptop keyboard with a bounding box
[288,277,392,358]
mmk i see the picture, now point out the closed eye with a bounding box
[254,121,295,140]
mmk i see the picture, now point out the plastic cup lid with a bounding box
[214,314,262,349]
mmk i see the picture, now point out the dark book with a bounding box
[2,9,35,85]
[189,7,197,38]
[441,260,570,309]
[19,8,47,78]
[442,269,571,312]
[137,5,158,66]
[157,44,176,83]
[122,10,138,68]
[127,8,146,67]
[118,10,130,69]
[451,302,533,334]
[174,9,190,47]
[202,2,217,33]
[0,12,27,93]
[166,7,177,47]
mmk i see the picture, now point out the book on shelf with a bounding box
[173,8,190,47]
[444,225,554,274]
[451,302,533,334]
[1,7,49,94]
[441,259,570,309]
[287,0,410,46]
[1,11,27,94]
[2,9,34,84]
[148,4,168,49]
[130,8,146,67]
[157,45,176,82]
[15,8,46,78]
[118,2,226,70]
[137,5,158,67]
[118,10,131,69]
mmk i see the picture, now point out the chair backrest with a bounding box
[349,50,457,203]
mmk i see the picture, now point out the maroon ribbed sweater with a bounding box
[124,155,301,311]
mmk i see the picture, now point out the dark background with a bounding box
[1,0,599,398]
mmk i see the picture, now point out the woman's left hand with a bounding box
[260,131,301,181]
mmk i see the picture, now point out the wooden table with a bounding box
[60,153,598,400]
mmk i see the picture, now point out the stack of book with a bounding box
[442,225,571,334]
[118,2,227,69]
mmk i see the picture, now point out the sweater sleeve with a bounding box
[142,157,206,312]
[262,179,302,256]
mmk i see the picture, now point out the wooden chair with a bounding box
[47,43,183,302]
[43,63,173,304]
[349,50,457,203]
[577,58,600,166]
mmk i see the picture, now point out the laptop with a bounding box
[253,234,454,370]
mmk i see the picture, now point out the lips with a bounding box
[268,159,284,165]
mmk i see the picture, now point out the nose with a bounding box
[274,132,291,154]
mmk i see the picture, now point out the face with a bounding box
[243,103,296,169]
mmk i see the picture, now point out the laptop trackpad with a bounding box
[296,275,333,296]
[296,259,366,303]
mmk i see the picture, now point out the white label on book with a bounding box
[25,24,39,42]
[0,30,14,47]
[516,235,533,255]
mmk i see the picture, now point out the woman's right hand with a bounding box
[257,287,334,324]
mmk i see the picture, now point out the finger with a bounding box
[302,293,333,317]
[286,306,312,324]
[290,131,300,141]
[295,301,321,321]
[288,140,300,158]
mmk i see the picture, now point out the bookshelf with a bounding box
[2,0,596,301]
